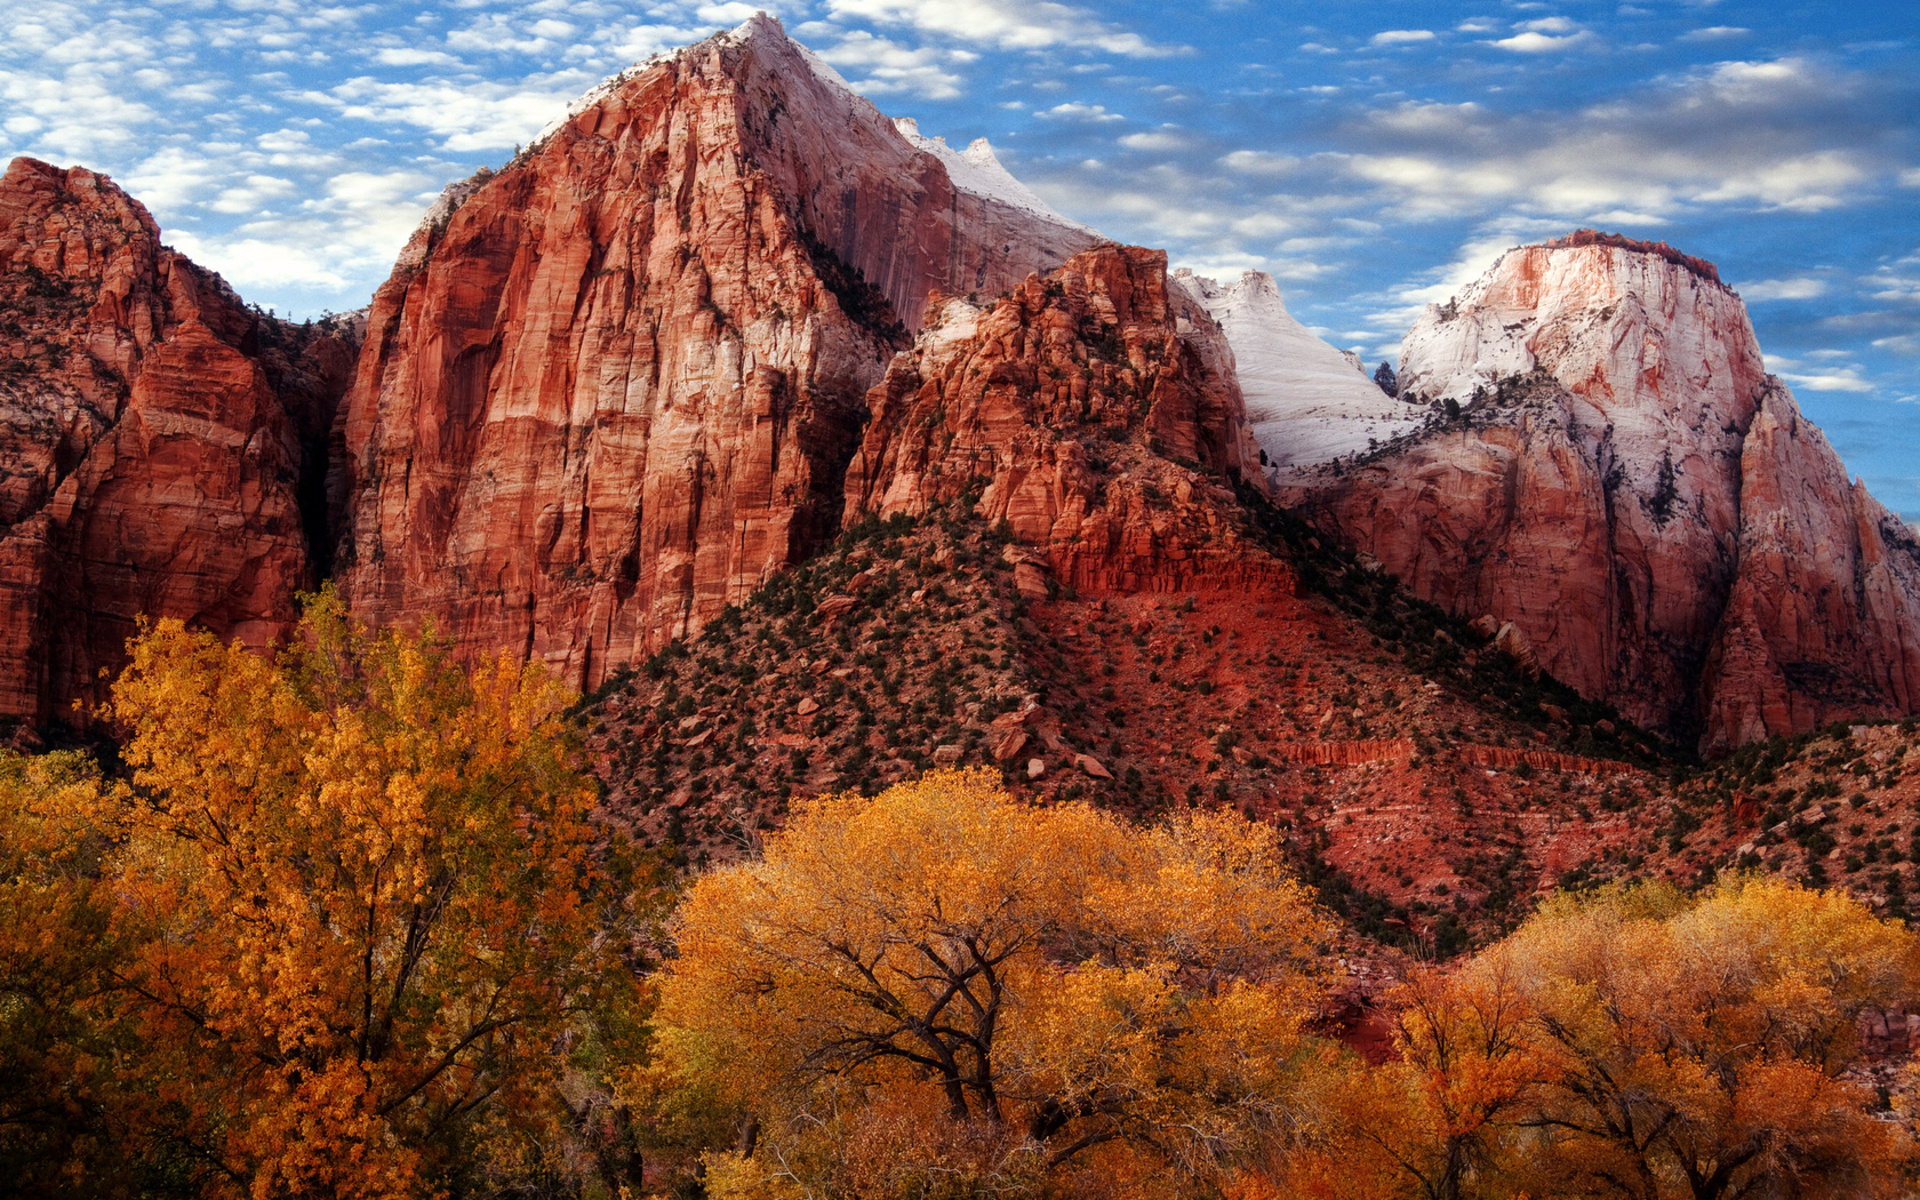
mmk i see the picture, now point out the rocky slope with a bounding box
[1172,268,1424,476]
[331,15,1098,692]
[1279,232,1920,752]
[0,157,355,732]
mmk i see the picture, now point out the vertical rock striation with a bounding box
[1280,233,1920,750]
[844,243,1286,595]
[0,157,354,729]
[331,15,1097,689]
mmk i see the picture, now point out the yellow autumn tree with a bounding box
[0,750,150,1199]
[1500,878,1919,1199]
[647,769,1340,1200]
[1282,878,1920,1200]
[87,588,635,1198]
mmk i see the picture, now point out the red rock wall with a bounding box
[1283,240,1920,751]
[842,243,1286,596]
[0,157,353,728]
[1699,382,1920,752]
[331,18,1095,690]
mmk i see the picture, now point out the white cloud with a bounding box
[1119,129,1188,151]
[1900,169,1920,188]
[822,0,1177,57]
[1517,17,1580,33]
[312,75,593,152]
[1780,367,1876,392]
[1737,277,1828,301]
[1370,30,1436,46]
[1036,102,1124,122]
[814,30,973,99]
[1489,31,1590,52]
[370,48,465,68]
[1219,149,1298,174]
[1679,26,1751,41]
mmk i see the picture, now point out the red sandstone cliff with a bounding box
[331,16,1097,688]
[1279,236,1920,751]
[0,157,355,729]
[843,243,1283,595]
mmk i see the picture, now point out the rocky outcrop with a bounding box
[843,243,1286,595]
[1172,268,1424,476]
[1281,233,1920,750]
[0,157,355,729]
[331,15,1097,689]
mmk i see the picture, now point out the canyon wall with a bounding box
[330,16,1097,689]
[0,157,354,729]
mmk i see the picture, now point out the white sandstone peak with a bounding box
[1173,268,1423,476]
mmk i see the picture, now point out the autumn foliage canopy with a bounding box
[3,605,1920,1200]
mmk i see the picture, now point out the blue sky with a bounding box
[3,0,1917,513]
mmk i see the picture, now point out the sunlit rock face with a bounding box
[0,157,354,729]
[330,15,1099,690]
[845,243,1288,597]
[1281,232,1920,751]
[1173,268,1424,477]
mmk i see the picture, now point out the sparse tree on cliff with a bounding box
[648,768,1339,1198]
[1374,360,1399,396]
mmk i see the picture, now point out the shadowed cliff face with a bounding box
[844,242,1285,597]
[1279,239,1920,752]
[329,16,1096,691]
[0,156,356,730]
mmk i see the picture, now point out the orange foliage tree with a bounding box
[646,768,1341,1199]
[73,589,635,1197]
[1283,879,1920,1200]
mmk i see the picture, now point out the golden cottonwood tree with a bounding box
[95,589,628,1198]
[1502,879,1919,1199]
[1285,879,1920,1200]
[0,751,146,1199]
[649,769,1338,1199]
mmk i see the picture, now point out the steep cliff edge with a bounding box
[1280,233,1920,751]
[331,15,1097,690]
[844,243,1283,595]
[0,157,355,730]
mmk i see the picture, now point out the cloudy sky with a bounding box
[4,0,1917,512]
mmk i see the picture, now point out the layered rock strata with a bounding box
[331,15,1097,689]
[0,157,354,728]
[844,243,1286,595]
[1281,234,1920,750]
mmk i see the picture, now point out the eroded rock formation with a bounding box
[331,15,1097,689]
[1280,234,1920,750]
[0,157,354,729]
[843,242,1285,595]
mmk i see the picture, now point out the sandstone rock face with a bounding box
[1172,268,1424,476]
[0,157,354,728]
[332,15,1097,689]
[1282,233,1920,750]
[843,243,1286,595]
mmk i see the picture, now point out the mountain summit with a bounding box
[330,15,1099,691]
[1281,233,1920,751]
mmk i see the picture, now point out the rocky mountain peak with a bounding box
[1282,232,1920,752]
[1398,234,1766,425]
